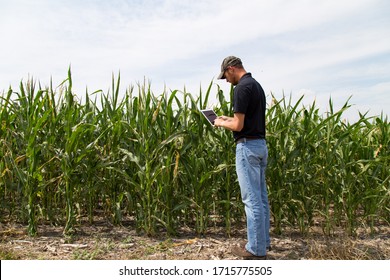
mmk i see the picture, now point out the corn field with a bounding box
[1,70,389,237]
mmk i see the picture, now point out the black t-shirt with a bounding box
[233,73,266,141]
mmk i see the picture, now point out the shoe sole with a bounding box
[243,255,267,260]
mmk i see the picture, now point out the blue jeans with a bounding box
[236,139,270,256]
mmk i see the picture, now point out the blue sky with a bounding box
[1,0,389,121]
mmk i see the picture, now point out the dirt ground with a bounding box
[0,220,389,260]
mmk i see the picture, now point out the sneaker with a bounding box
[231,244,267,260]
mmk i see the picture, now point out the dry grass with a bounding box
[1,221,388,260]
[307,236,388,260]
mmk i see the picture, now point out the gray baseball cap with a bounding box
[217,56,242,79]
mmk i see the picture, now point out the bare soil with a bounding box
[0,220,389,260]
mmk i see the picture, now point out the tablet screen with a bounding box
[200,109,218,125]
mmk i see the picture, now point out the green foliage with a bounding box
[0,73,388,236]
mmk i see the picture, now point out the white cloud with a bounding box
[0,0,389,120]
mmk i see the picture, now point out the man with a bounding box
[214,56,270,260]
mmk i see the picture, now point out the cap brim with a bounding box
[217,71,225,79]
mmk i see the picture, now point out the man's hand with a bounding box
[214,114,244,132]
[214,116,228,128]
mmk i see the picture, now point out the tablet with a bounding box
[200,109,218,126]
